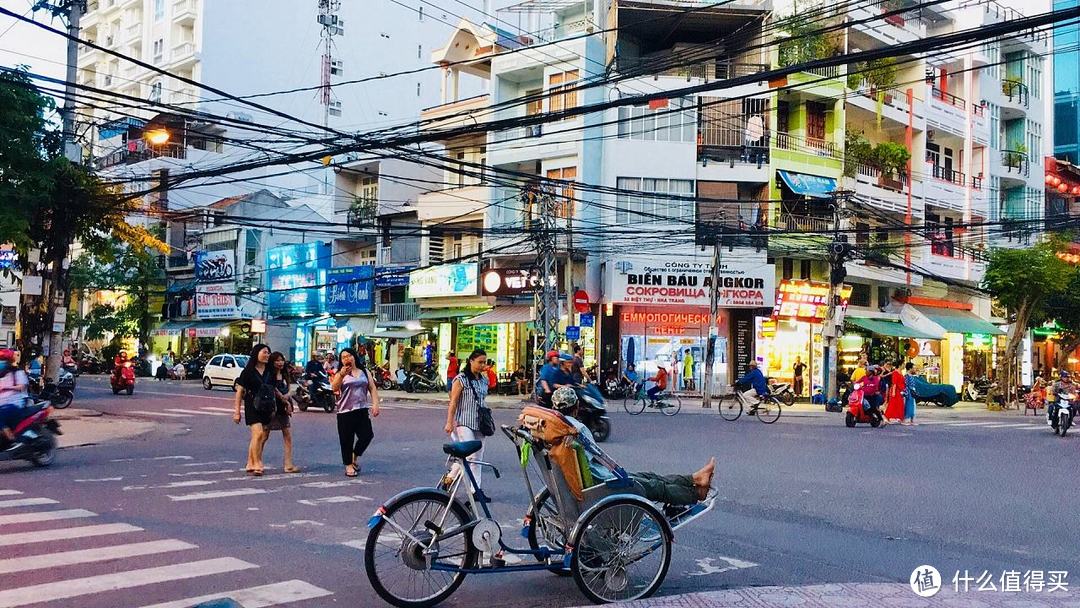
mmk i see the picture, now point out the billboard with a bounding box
[408,263,479,298]
[196,283,242,319]
[325,265,375,315]
[266,242,330,317]
[604,256,774,309]
[194,250,235,283]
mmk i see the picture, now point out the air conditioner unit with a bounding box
[330,60,344,76]
[328,100,343,117]
[317,13,340,27]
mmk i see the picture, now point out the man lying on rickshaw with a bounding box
[549,386,715,506]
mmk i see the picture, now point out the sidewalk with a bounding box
[575,583,1078,607]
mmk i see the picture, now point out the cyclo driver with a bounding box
[550,386,714,505]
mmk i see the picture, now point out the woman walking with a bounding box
[902,362,918,426]
[331,348,379,477]
[444,349,491,503]
[885,360,906,424]
[261,352,300,473]
[233,344,272,476]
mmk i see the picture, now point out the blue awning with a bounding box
[778,170,837,199]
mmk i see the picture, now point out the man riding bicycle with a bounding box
[734,360,769,407]
[646,364,669,404]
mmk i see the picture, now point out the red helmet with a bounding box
[546,350,558,361]
[0,349,14,363]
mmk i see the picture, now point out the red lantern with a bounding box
[1073,186,1080,196]
[1047,174,1057,184]
[1052,176,1063,187]
[1060,183,1070,193]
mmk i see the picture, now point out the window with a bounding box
[547,69,580,114]
[149,81,162,102]
[152,38,164,62]
[988,103,1000,149]
[615,177,695,224]
[417,82,421,97]
[209,356,223,367]
[154,0,164,20]
[782,258,794,280]
[1028,120,1042,165]
[245,229,261,266]
[546,167,576,218]
[849,283,871,308]
[806,101,826,142]
[877,286,891,309]
[800,260,812,280]
[617,97,696,143]
[525,89,543,116]
[417,44,422,59]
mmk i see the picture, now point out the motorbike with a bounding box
[27,369,75,409]
[133,357,153,378]
[574,382,611,442]
[371,365,396,391]
[1050,390,1078,437]
[0,400,62,467]
[294,371,335,413]
[963,377,995,402]
[77,355,104,375]
[111,360,136,395]
[402,365,444,393]
[844,383,882,428]
[768,378,796,406]
[183,354,207,379]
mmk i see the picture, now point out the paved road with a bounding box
[1,377,1077,608]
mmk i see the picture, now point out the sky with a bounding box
[0,0,68,93]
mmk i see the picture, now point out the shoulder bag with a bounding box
[463,375,495,437]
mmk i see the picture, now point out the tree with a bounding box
[983,238,1075,390]
[1043,270,1080,370]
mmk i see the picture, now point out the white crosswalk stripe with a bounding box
[0,508,97,525]
[138,580,333,608]
[0,539,197,575]
[0,490,22,496]
[0,557,257,607]
[168,488,267,502]
[128,410,193,418]
[0,497,58,509]
[165,408,230,416]
[0,523,142,547]
[199,407,239,413]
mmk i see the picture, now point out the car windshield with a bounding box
[234,356,249,367]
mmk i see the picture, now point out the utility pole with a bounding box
[702,219,723,409]
[823,190,854,402]
[528,186,559,377]
[564,196,574,334]
[317,0,343,194]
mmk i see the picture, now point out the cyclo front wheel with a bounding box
[570,497,672,604]
[364,489,478,608]
[526,489,571,576]
[717,394,742,421]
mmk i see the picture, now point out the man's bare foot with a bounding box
[692,457,716,501]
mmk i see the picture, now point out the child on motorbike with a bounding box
[0,349,29,447]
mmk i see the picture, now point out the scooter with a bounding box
[963,377,995,402]
[295,371,335,413]
[844,383,882,428]
[575,383,611,442]
[110,360,136,395]
[1049,391,1077,437]
[403,365,444,393]
[28,370,75,409]
[371,365,396,391]
[0,400,62,467]
[601,369,633,400]
[768,378,796,406]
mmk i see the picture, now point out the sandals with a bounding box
[345,465,358,478]
[284,466,301,474]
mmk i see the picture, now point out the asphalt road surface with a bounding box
[1,376,1077,608]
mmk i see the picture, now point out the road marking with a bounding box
[981,423,1035,429]
[75,477,123,482]
[1018,424,1051,430]
[341,540,365,550]
[165,408,229,417]
[138,579,333,608]
[133,389,234,401]
[168,468,238,477]
[0,508,97,525]
[180,460,239,467]
[301,480,366,489]
[687,556,760,577]
[939,421,1000,427]
[0,557,257,607]
[127,410,193,418]
[168,488,267,502]
[0,523,142,547]
[124,480,218,491]
[0,497,58,509]
[199,407,238,413]
[0,490,21,496]
[111,455,193,462]
[297,495,373,506]
[0,539,197,575]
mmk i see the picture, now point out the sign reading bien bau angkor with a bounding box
[604,256,775,308]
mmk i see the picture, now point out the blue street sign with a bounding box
[565,326,580,341]
[579,313,594,328]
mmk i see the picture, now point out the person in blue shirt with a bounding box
[622,364,639,390]
[537,353,574,407]
[735,360,769,406]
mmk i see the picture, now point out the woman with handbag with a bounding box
[233,344,273,476]
[444,349,493,503]
[331,347,380,478]
[261,351,300,473]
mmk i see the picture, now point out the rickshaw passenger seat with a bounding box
[442,440,483,458]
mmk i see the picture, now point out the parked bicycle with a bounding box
[624,382,681,416]
[717,385,782,423]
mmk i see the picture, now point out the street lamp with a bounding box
[144,129,170,146]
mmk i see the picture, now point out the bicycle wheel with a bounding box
[659,393,681,416]
[526,489,571,576]
[365,489,478,608]
[717,394,742,421]
[755,396,782,424]
[624,392,646,415]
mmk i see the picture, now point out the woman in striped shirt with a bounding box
[444,349,490,503]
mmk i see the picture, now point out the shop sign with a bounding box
[566,326,580,341]
[152,326,184,337]
[0,250,15,270]
[266,242,330,317]
[481,268,545,296]
[619,308,727,338]
[196,283,242,319]
[579,313,594,328]
[325,265,375,315]
[250,319,266,334]
[965,333,992,349]
[605,256,774,308]
[375,264,416,288]
[194,250,235,283]
[732,309,755,380]
[408,263,478,298]
[772,280,853,324]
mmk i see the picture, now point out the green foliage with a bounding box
[983,238,1074,325]
[870,141,911,177]
[777,4,842,68]
[843,130,874,177]
[846,57,899,90]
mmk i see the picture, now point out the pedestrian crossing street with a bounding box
[126,402,443,420]
[907,418,1049,431]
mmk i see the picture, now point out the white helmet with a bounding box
[551,386,578,411]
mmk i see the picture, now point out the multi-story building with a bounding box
[1054,0,1080,163]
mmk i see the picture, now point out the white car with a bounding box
[202,354,249,390]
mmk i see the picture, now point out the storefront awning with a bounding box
[778,170,837,199]
[847,317,939,339]
[463,305,533,325]
[913,306,1005,336]
[370,329,425,340]
[418,307,490,320]
[152,321,193,336]
[296,315,336,329]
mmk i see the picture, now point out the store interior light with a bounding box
[220,327,230,337]
[405,321,422,330]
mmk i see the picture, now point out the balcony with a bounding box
[922,162,967,213]
[166,253,193,270]
[95,141,187,170]
[847,84,915,126]
[847,2,927,46]
[778,213,833,233]
[493,124,543,143]
[377,303,420,325]
[697,124,769,181]
[123,22,140,44]
[1000,80,1030,116]
[851,164,921,218]
[925,86,967,137]
[622,57,768,83]
[999,149,1030,181]
[170,41,197,69]
[971,102,989,145]
[772,131,842,173]
[923,247,986,283]
[420,94,489,132]
[173,0,196,24]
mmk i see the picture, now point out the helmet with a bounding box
[1061,370,1071,379]
[546,350,558,361]
[551,386,578,411]
[0,349,14,363]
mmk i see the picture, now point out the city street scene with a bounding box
[1,0,1080,607]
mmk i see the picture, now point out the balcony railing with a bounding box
[854,164,909,193]
[971,175,984,190]
[377,302,420,324]
[166,253,193,269]
[1001,80,1029,107]
[779,214,833,233]
[627,58,768,82]
[929,163,966,186]
[1001,149,1029,176]
[95,141,186,170]
[773,131,841,159]
[802,65,842,78]
[931,86,965,109]
[493,124,543,143]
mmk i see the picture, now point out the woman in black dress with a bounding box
[233,344,272,476]
[262,351,299,473]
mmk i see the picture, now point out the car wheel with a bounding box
[202,377,213,390]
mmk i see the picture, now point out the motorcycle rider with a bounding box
[1049,370,1076,427]
[537,353,574,407]
[0,349,29,448]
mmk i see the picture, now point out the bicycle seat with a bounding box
[442,440,483,458]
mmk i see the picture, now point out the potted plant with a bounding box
[347,195,378,229]
[870,141,911,190]
[843,130,874,178]
[1004,143,1027,169]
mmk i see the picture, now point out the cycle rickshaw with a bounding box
[363,405,716,607]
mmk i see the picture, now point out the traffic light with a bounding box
[828,240,852,286]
